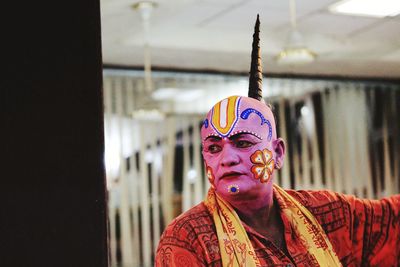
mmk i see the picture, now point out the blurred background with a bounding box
[100,0,400,266]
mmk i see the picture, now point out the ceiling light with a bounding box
[276,0,317,65]
[151,87,205,102]
[276,30,317,65]
[132,1,158,92]
[132,109,165,120]
[151,87,178,100]
[277,48,316,65]
[132,1,157,21]
[175,89,204,102]
[329,0,400,18]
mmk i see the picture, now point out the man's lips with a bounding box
[220,172,243,179]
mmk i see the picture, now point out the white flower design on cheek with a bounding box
[250,149,275,183]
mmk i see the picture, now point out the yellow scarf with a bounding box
[204,184,342,267]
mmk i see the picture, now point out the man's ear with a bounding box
[273,138,285,169]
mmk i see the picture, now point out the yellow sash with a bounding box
[204,184,342,267]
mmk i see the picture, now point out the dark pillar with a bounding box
[2,0,108,266]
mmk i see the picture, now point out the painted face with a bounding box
[201,96,278,200]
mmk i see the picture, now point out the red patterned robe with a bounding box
[156,190,400,266]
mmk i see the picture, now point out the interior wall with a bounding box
[103,69,400,266]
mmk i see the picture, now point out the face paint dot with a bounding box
[228,184,239,194]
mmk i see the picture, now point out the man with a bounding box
[155,16,400,266]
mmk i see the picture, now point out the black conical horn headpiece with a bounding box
[248,14,263,101]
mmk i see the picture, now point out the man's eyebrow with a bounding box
[205,136,222,141]
[229,132,261,140]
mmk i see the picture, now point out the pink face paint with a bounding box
[201,96,277,200]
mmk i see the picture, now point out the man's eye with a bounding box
[208,144,222,153]
[235,140,253,148]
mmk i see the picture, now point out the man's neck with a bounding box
[228,191,275,229]
[230,191,286,252]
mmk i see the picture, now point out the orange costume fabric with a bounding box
[156,190,400,266]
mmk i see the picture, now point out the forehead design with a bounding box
[210,96,241,137]
[202,96,274,141]
[241,108,273,141]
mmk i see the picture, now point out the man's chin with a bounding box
[215,181,264,197]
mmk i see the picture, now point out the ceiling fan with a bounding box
[276,0,317,65]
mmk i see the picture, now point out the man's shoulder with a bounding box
[286,189,356,239]
[161,202,213,238]
[285,188,348,209]
[157,203,220,265]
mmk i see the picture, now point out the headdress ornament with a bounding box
[248,14,263,101]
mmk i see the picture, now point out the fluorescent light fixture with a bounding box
[132,109,165,120]
[151,87,178,100]
[152,87,204,101]
[175,89,204,102]
[329,0,400,18]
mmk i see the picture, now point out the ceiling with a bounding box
[100,0,400,79]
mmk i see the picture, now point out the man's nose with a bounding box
[220,146,240,167]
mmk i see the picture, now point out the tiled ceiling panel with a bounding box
[101,0,400,78]
[381,49,400,61]
[353,17,400,41]
[202,4,288,31]
[298,12,378,37]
